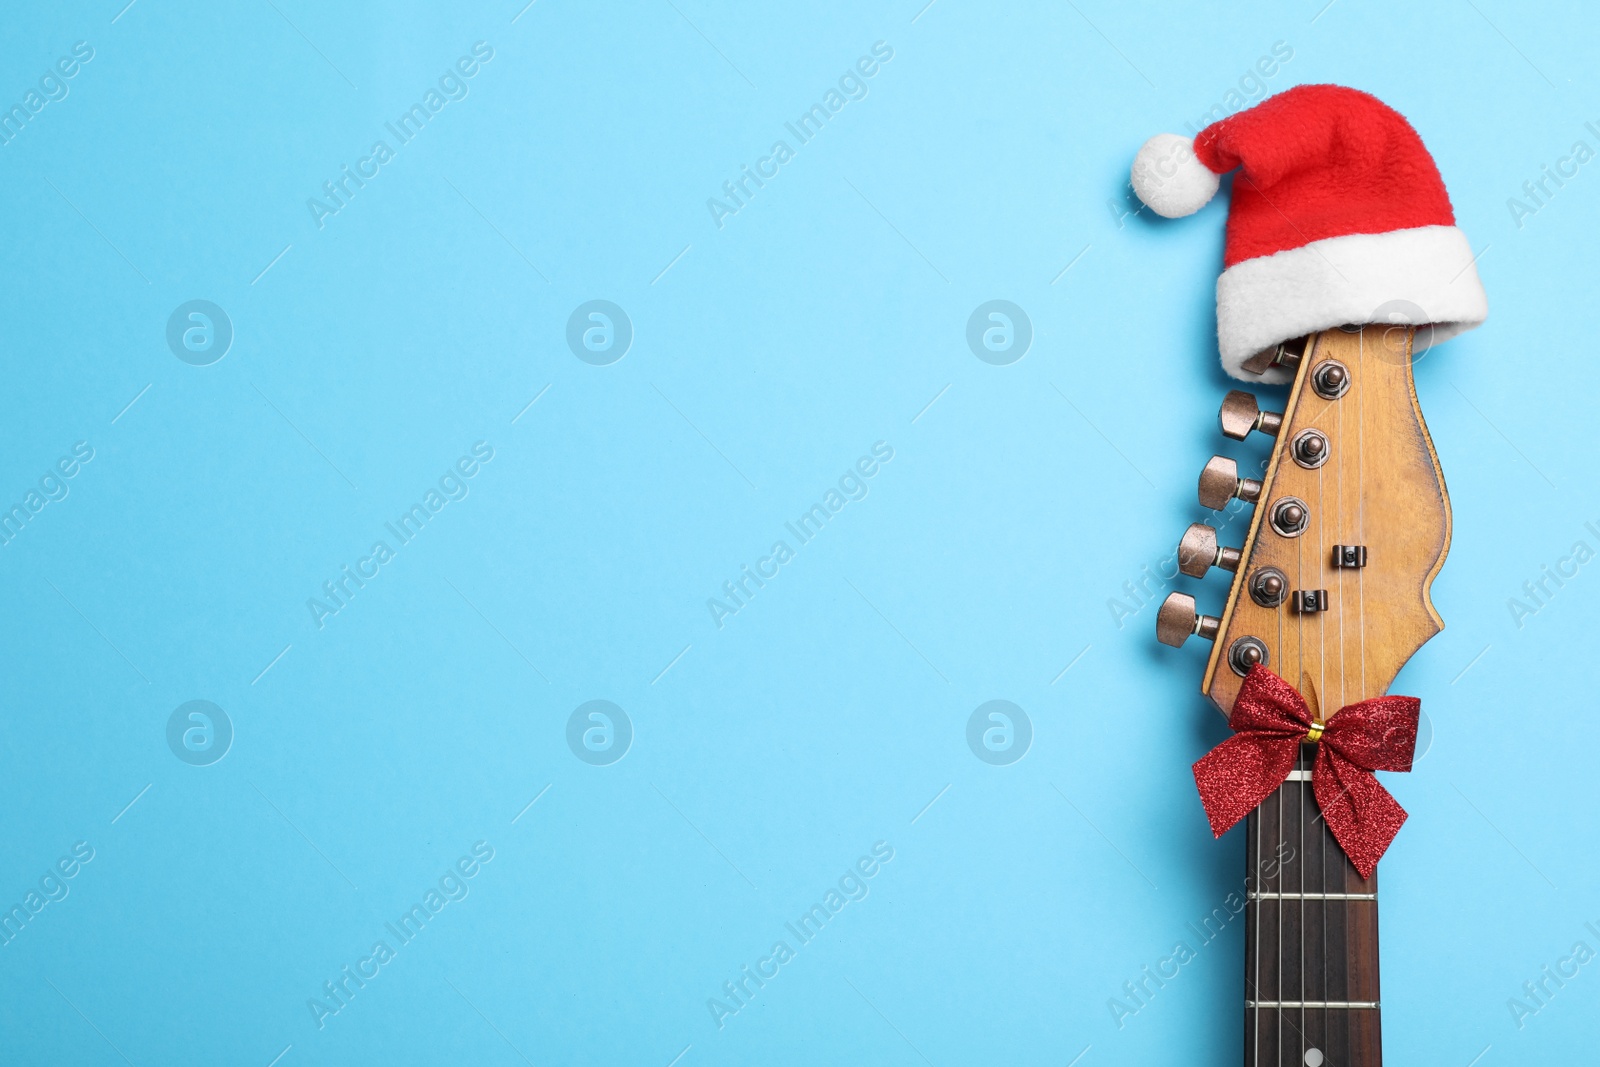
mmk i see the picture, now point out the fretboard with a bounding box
[1243,743,1382,1066]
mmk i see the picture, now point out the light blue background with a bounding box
[1,1,1595,1064]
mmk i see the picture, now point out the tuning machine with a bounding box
[1177,523,1241,578]
[1238,335,1310,377]
[1197,456,1262,511]
[1219,391,1283,441]
[1311,359,1351,400]
[1156,592,1220,648]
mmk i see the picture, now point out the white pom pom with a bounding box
[1131,133,1220,218]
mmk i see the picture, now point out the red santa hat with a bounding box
[1131,84,1488,382]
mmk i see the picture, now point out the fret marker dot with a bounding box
[1304,1050,1324,1067]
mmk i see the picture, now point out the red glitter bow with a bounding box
[1192,664,1419,879]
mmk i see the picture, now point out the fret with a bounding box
[1244,745,1383,1066]
[1248,1001,1380,1010]
[1153,323,1450,1064]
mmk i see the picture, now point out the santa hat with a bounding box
[1131,84,1488,382]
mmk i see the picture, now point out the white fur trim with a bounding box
[1216,225,1489,383]
[1131,134,1220,218]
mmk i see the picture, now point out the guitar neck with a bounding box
[1243,743,1382,1066]
[1156,323,1452,1065]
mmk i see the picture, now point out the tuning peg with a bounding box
[1219,391,1283,440]
[1177,523,1242,578]
[1156,592,1221,647]
[1238,335,1310,377]
[1197,456,1263,511]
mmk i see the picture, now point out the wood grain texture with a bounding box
[1202,325,1452,718]
[1192,325,1450,1067]
[1243,747,1382,1066]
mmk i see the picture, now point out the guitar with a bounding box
[1156,323,1450,1066]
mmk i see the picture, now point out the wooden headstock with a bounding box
[1158,325,1452,719]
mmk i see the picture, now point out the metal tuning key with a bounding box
[1238,334,1310,377]
[1291,428,1330,469]
[1177,523,1242,578]
[1311,358,1351,400]
[1156,592,1220,648]
[1197,455,1263,511]
[1227,636,1269,675]
[1249,566,1289,607]
[1219,391,1283,441]
[1269,497,1310,537]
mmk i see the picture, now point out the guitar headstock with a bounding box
[1157,325,1452,718]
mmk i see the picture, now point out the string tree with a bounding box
[1332,544,1368,568]
[1291,589,1330,613]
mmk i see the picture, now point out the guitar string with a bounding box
[1285,369,1308,1067]
[1310,351,1333,1058]
[1309,342,1333,1055]
[1338,340,1348,724]
[1253,804,1261,1066]
[1330,333,1345,1052]
[1358,330,1367,697]
[1327,335,1344,1047]
[1296,363,1319,1066]
[1300,418,1313,1062]
[1299,695,1306,1058]
[1253,363,1284,1067]
[1318,732,1327,1057]
[1297,484,1305,722]
[1328,334,1345,1052]
[1313,342,1335,1058]
[1263,499,1285,1067]
[1356,334,1369,1049]
[1352,328,1370,1045]
[1273,465,1285,1067]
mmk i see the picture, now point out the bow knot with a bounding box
[1192,665,1419,879]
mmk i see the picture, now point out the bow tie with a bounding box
[1192,664,1419,879]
